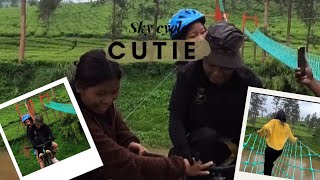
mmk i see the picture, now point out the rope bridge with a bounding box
[244,28,320,81]
[216,0,320,80]
[241,133,320,179]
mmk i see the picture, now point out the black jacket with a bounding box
[168,60,263,149]
[27,124,54,149]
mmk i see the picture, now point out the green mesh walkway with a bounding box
[244,28,320,81]
[218,0,225,13]
[241,133,320,179]
[44,101,76,115]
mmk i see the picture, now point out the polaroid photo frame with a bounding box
[235,87,320,180]
[0,77,103,180]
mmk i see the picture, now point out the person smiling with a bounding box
[168,22,263,180]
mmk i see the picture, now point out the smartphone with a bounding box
[298,47,306,76]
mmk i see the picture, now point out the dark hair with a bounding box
[174,20,206,40]
[72,49,122,90]
[275,109,286,123]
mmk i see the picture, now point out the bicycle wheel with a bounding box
[44,155,53,166]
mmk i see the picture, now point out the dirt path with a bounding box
[0,150,19,180]
[146,147,169,156]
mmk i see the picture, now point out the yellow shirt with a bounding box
[257,119,297,150]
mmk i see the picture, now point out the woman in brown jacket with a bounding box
[71,49,213,180]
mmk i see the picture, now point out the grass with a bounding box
[0,84,71,141]
[0,0,319,157]
[1,1,320,62]
[0,83,90,176]
[10,119,90,176]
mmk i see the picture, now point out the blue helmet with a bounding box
[168,9,206,40]
[21,114,31,123]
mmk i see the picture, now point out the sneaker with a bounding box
[46,150,53,159]
[52,158,59,163]
[39,153,44,159]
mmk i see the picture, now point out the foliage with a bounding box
[56,114,85,142]
[28,0,38,6]
[11,0,18,7]
[314,126,320,143]
[280,98,300,127]
[309,112,317,132]
[272,96,282,113]
[38,0,62,32]
[103,0,131,40]
[249,93,267,128]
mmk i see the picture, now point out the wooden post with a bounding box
[18,0,26,64]
[254,15,258,62]
[241,13,246,58]
[51,88,56,99]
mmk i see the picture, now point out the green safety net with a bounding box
[44,101,76,115]
[219,0,225,13]
[217,0,320,80]
[244,28,320,81]
[241,133,320,179]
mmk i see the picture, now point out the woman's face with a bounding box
[78,79,120,114]
[185,22,207,41]
[25,119,32,126]
[203,61,234,85]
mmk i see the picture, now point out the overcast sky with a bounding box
[255,94,320,120]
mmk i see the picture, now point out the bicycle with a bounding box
[141,151,236,180]
[25,140,54,167]
[36,140,54,167]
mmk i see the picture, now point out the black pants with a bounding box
[169,127,235,180]
[264,145,283,176]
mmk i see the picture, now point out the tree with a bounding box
[11,0,18,7]
[38,0,62,33]
[28,0,38,6]
[294,0,320,52]
[260,107,267,118]
[272,96,282,112]
[136,0,171,40]
[107,0,130,41]
[281,98,292,123]
[286,0,292,46]
[314,126,320,143]
[305,114,311,126]
[290,99,300,128]
[309,112,317,132]
[280,98,300,127]
[249,93,267,128]
[18,0,26,64]
[262,0,269,63]
[273,0,293,46]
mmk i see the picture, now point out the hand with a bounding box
[184,159,214,176]
[128,142,148,155]
[295,65,314,86]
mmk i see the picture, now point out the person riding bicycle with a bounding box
[28,115,59,168]
[169,9,207,68]
[168,22,263,180]
[22,113,38,155]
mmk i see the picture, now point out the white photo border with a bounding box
[0,77,103,180]
[235,87,320,180]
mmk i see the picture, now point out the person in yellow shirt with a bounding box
[257,109,298,176]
